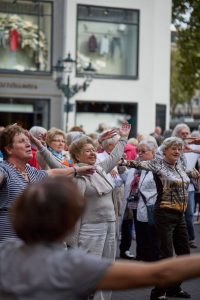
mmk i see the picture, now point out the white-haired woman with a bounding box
[28,126,47,169]
[118,139,158,261]
[121,137,200,300]
[134,139,159,262]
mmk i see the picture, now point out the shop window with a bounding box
[0,0,52,73]
[76,5,139,79]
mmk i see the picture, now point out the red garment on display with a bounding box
[9,29,19,52]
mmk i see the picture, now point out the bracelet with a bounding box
[73,167,77,177]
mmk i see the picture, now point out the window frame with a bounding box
[0,0,53,76]
[76,4,140,80]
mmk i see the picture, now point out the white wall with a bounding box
[64,0,171,135]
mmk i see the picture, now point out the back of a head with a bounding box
[127,137,138,147]
[97,122,108,133]
[66,131,86,146]
[69,126,85,134]
[11,177,85,244]
[29,126,47,138]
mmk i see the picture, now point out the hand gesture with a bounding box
[183,145,193,153]
[110,169,118,178]
[99,128,118,143]
[185,137,200,145]
[190,168,200,180]
[118,122,131,138]
[28,132,43,149]
[76,166,96,176]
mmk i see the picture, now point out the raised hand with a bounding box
[118,122,131,138]
[28,132,43,149]
[99,128,118,143]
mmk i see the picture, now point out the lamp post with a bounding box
[53,53,95,131]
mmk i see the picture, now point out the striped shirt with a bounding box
[0,161,47,242]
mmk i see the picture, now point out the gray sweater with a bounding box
[36,137,127,245]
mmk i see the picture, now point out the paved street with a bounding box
[112,223,200,300]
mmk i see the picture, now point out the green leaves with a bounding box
[171,0,200,115]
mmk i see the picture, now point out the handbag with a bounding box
[140,191,155,225]
[146,204,155,225]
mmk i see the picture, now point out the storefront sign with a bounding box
[0,82,38,89]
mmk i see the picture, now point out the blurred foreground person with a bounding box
[0,177,200,299]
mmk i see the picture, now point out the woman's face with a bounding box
[76,143,96,165]
[138,144,154,161]
[7,133,32,162]
[49,134,65,153]
[163,143,182,165]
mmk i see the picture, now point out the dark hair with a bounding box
[10,177,85,244]
[0,124,25,159]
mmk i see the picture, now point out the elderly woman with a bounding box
[96,132,124,220]
[28,126,47,169]
[134,139,159,261]
[68,123,131,300]
[0,124,95,243]
[118,138,158,261]
[172,123,200,249]
[37,127,73,169]
[1,177,200,299]
[121,137,200,300]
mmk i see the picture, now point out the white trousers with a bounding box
[78,222,116,300]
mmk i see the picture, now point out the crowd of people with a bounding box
[0,122,200,300]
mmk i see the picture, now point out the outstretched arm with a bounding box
[99,122,131,173]
[97,254,200,290]
[47,165,95,177]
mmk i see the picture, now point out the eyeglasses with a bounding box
[83,148,96,153]
[138,149,150,154]
[51,139,65,143]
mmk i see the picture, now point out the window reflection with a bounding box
[0,0,52,73]
[77,5,139,79]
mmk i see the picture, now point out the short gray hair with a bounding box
[160,137,184,152]
[139,138,158,152]
[101,132,120,150]
[29,126,47,138]
[172,123,190,137]
[66,131,86,146]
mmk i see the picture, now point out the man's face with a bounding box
[178,129,190,139]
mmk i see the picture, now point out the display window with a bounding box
[0,0,52,73]
[76,5,139,79]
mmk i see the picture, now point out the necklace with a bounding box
[6,161,29,181]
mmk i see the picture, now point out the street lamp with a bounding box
[53,53,95,131]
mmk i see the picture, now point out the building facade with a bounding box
[0,0,171,136]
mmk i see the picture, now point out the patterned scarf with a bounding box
[48,147,74,167]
